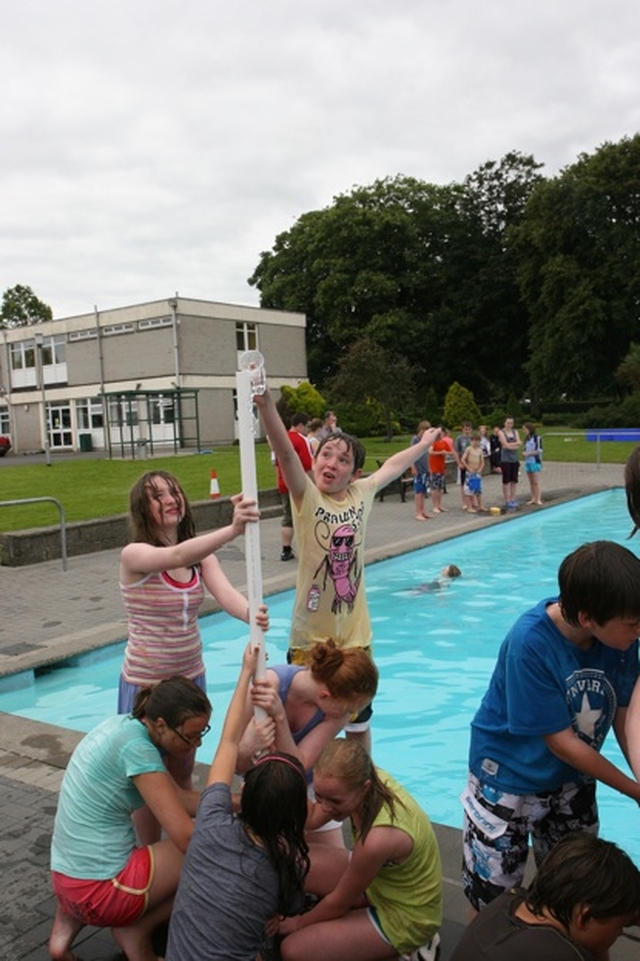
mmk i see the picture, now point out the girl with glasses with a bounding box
[49,676,211,961]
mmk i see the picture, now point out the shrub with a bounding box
[574,395,640,429]
[337,398,400,437]
[443,382,482,428]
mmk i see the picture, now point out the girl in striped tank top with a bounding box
[119,471,267,843]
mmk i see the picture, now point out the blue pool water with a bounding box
[2,489,639,864]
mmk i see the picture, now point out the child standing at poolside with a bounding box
[428,430,450,513]
[461,431,486,512]
[411,420,432,520]
[119,470,266,842]
[523,421,543,505]
[461,541,640,914]
[254,380,440,749]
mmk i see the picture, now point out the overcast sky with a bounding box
[1,0,639,319]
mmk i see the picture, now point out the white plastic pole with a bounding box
[236,351,267,719]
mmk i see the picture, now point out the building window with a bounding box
[41,335,67,385]
[76,397,104,430]
[0,406,10,434]
[236,322,257,352]
[108,397,139,427]
[68,328,98,341]
[236,322,258,368]
[151,395,175,425]
[9,342,37,387]
[103,323,135,336]
[139,316,172,330]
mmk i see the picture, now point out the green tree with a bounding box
[423,386,441,425]
[279,382,326,419]
[443,382,482,427]
[328,336,416,440]
[445,152,545,400]
[249,159,544,405]
[0,284,53,329]
[616,342,640,393]
[250,176,459,391]
[505,391,524,422]
[512,135,640,401]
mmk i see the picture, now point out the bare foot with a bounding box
[415,515,429,521]
[49,904,84,961]
[421,512,432,520]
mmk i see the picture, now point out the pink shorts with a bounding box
[52,846,154,928]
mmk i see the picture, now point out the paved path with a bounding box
[2,462,639,960]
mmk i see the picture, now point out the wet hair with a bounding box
[307,417,323,433]
[315,431,366,473]
[558,540,640,627]
[525,832,640,927]
[128,470,196,545]
[444,564,462,578]
[308,639,378,703]
[241,752,310,914]
[131,675,212,727]
[314,738,403,842]
[625,445,640,536]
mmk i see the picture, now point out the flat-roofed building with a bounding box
[0,296,306,455]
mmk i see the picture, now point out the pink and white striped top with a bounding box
[120,568,206,685]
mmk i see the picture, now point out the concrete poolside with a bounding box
[1,461,639,960]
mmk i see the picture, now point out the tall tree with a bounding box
[512,135,640,401]
[0,284,53,329]
[249,159,544,404]
[327,336,417,440]
[439,152,545,400]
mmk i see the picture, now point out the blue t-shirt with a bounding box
[469,597,638,794]
[51,714,166,878]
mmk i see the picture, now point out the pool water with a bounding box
[2,489,639,865]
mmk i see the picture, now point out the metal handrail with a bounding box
[0,497,67,571]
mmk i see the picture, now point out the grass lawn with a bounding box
[0,429,635,532]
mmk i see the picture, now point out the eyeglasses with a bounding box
[168,723,211,746]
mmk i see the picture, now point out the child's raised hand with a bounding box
[255,603,269,632]
[250,678,286,721]
[423,427,442,446]
[242,640,261,673]
[230,493,260,535]
[243,715,276,759]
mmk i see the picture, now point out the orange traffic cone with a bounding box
[209,470,220,499]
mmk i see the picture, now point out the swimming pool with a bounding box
[2,489,639,865]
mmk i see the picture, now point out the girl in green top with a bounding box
[278,738,443,961]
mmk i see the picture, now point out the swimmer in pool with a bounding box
[410,564,462,594]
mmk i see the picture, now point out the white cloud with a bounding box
[0,0,639,317]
